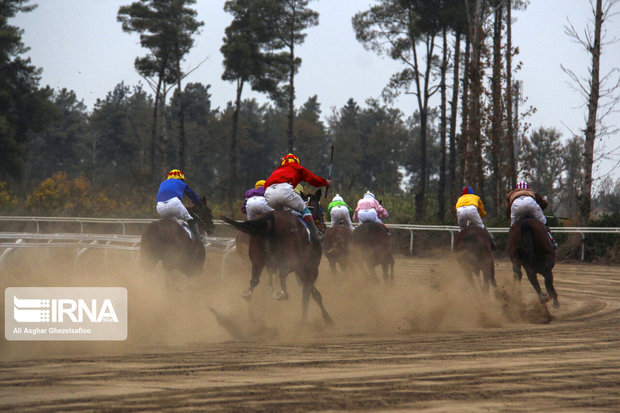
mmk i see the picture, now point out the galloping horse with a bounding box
[351,222,394,284]
[508,217,559,308]
[453,225,496,292]
[324,225,352,275]
[140,197,214,276]
[221,189,332,324]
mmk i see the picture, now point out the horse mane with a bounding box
[220,213,274,236]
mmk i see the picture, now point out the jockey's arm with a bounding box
[184,186,202,207]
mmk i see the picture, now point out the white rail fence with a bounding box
[1,216,619,262]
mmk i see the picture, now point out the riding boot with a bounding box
[303,215,324,242]
[381,222,391,236]
[187,219,204,243]
[486,229,497,251]
[546,225,558,249]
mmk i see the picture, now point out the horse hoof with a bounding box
[539,293,550,304]
[240,289,253,301]
[552,299,560,309]
[273,290,289,301]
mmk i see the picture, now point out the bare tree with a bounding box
[562,0,620,224]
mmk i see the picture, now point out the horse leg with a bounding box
[240,261,264,300]
[301,283,311,323]
[543,269,560,308]
[525,268,549,304]
[273,268,290,301]
[311,285,333,325]
[511,259,523,281]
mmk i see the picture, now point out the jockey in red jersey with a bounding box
[264,153,331,241]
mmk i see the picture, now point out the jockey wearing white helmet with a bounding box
[327,194,354,230]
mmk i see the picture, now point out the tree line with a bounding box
[1,0,619,224]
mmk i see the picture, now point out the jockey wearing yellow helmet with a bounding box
[242,179,273,220]
[263,153,331,241]
[156,169,204,241]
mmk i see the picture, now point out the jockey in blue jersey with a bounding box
[156,169,203,242]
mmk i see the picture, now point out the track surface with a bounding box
[1,257,620,411]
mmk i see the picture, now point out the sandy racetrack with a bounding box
[1,249,619,411]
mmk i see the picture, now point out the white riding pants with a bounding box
[511,196,547,226]
[156,197,192,221]
[245,196,273,220]
[456,205,485,230]
[330,205,354,230]
[264,183,308,216]
[357,208,382,224]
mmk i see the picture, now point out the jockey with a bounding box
[156,169,204,242]
[327,194,354,231]
[242,180,274,220]
[353,191,389,226]
[264,153,331,242]
[455,186,495,250]
[505,181,557,248]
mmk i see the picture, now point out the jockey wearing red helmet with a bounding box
[264,153,331,241]
[505,181,556,248]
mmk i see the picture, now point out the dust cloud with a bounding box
[0,247,538,361]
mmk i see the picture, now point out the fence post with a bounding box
[580,232,585,262]
[409,230,414,255]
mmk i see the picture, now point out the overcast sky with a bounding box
[10,0,620,186]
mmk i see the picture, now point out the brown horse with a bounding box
[453,225,496,292]
[351,222,394,284]
[324,225,352,275]
[221,193,332,324]
[140,197,214,276]
[508,217,559,308]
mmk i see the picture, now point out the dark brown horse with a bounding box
[324,225,352,275]
[454,226,496,292]
[351,222,394,284]
[222,193,332,324]
[508,217,559,308]
[140,197,214,276]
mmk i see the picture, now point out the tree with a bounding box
[520,127,564,212]
[270,0,319,153]
[26,89,88,183]
[353,0,442,221]
[0,0,54,185]
[118,0,201,181]
[221,0,284,203]
[562,0,620,224]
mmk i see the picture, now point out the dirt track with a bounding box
[1,252,620,411]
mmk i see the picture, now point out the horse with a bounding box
[140,197,214,276]
[221,189,332,325]
[351,221,394,284]
[324,225,352,275]
[508,217,559,308]
[453,225,496,292]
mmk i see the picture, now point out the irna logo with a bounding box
[13,296,119,323]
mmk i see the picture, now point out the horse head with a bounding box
[191,196,215,235]
[306,189,325,232]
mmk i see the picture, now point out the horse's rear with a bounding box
[222,211,332,324]
[324,225,352,275]
[351,222,394,284]
[508,218,559,308]
[454,226,496,291]
[140,219,205,276]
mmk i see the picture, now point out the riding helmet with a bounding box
[280,153,300,166]
[461,186,475,195]
[516,181,530,189]
[167,169,185,180]
[255,180,266,189]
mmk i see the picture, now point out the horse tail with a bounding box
[220,213,274,237]
[521,219,535,263]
